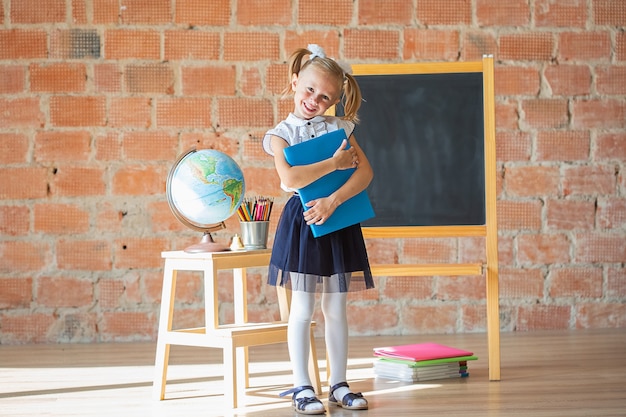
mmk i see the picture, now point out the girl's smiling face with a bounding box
[291,66,341,120]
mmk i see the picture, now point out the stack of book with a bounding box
[373,342,478,382]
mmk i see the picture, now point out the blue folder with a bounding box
[283,128,375,237]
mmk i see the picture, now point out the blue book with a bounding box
[283,128,375,237]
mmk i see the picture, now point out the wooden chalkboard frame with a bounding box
[343,57,500,381]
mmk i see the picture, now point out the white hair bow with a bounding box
[307,44,353,76]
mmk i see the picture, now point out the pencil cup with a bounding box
[240,221,269,249]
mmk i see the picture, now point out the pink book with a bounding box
[373,343,474,362]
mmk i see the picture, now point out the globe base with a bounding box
[184,232,228,253]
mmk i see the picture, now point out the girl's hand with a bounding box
[303,197,338,225]
[333,139,359,170]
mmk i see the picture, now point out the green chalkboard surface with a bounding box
[339,71,486,227]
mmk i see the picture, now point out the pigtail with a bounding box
[340,73,362,123]
[281,48,311,96]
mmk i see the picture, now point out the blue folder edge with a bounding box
[283,129,375,237]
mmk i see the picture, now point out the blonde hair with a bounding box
[282,47,362,123]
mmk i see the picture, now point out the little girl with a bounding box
[262,44,374,415]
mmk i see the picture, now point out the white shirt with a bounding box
[263,113,355,191]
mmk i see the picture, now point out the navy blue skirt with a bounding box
[267,195,375,293]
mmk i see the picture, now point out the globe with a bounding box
[166,148,245,252]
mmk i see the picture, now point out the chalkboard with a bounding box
[338,71,486,227]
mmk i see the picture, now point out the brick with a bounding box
[438,275,485,301]
[574,233,626,263]
[181,66,236,96]
[298,0,352,25]
[57,240,113,271]
[94,202,125,233]
[462,31,497,61]
[125,64,175,95]
[0,98,44,128]
[521,98,569,129]
[0,205,30,236]
[120,0,171,24]
[266,63,289,95]
[461,305,487,332]
[34,203,90,234]
[458,236,486,264]
[50,96,106,127]
[559,32,611,61]
[593,0,626,26]
[359,0,413,25]
[112,165,165,196]
[148,200,186,232]
[164,31,220,60]
[94,63,122,93]
[51,167,106,197]
[347,303,399,334]
[179,132,240,156]
[496,131,531,162]
[217,98,273,128]
[497,200,542,231]
[0,133,29,164]
[618,32,626,61]
[11,0,65,23]
[109,97,152,128]
[241,131,268,163]
[344,29,400,60]
[157,98,212,128]
[98,276,138,309]
[572,99,626,129]
[0,241,49,273]
[517,305,571,331]
[494,66,540,96]
[365,238,400,265]
[505,166,560,197]
[597,198,626,229]
[30,63,87,93]
[417,0,471,25]
[499,33,554,61]
[175,0,230,26]
[495,101,519,130]
[0,277,32,309]
[36,276,93,308]
[93,0,119,24]
[517,233,570,265]
[240,67,262,96]
[544,64,592,96]
[607,267,626,299]
[0,65,26,94]
[72,0,88,24]
[114,238,168,269]
[535,0,587,28]
[50,29,101,59]
[402,304,458,334]
[241,167,280,196]
[0,30,47,59]
[562,165,616,196]
[34,131,91,162]
[476,0,529,27]
[101,311,155,341]
[403,29,459,61]
[550,267,603,299]
[596,66,626,95]
[546,199,595,231]
[536,131,590,161]
[381,276,434,300]
[284,32,341,60]
[499,267,544,299]
[105,30,160,60]
[402,238,457,263]
[576,303,626,328]
[122,131,178,161]
[224,32,280,61]
[236,0,292,25]
[0,313,56,343]
[0,167,48,199]
[95,132,122,161]
[595,132,626,161]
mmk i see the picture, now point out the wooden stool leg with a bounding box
[153,264,177,400]
[223,340,238,408]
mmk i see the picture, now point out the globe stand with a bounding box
[184,232,228,253]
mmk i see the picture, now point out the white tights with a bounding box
[289,289,351,401]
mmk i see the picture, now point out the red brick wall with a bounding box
[0,0,625,343]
